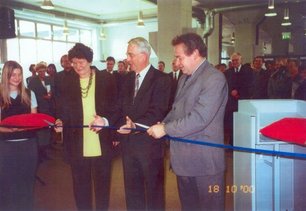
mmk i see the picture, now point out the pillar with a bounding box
[156,0,192,72]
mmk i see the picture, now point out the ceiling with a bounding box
[2,0,305,24]
[1,0,306,46]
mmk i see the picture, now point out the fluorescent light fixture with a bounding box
[281,20,292,26]
[265,10,277,17]
[265,0,277,17]
[41,0,54,10]
[63,20,69,35]
[268,0,275,9]
[137,11,145,27]
[230,32,235,44]
[100,27,106,40]
[283,8,289,20]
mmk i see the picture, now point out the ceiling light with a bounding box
[230,32,235,44]
[137,11,145,27]
[41,0,54,10]
[265,0,277,17]
[100,27,106,40]
[283,8,289,20]
[281,20,292,26]
[268,0,275,9]
[265,10,277,17]
[63,20,69,35]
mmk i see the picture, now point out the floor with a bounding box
[33,143,233,211]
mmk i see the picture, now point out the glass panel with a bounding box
[80,29,92,46]
[53,41,69,65]
[19,20,35,37]
[37,40,53,63]
[6,38,20,62]
[68,28,79,42]
[37,23,51,39]
[53,25,67,41]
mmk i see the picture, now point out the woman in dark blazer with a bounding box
[55,43,117,211]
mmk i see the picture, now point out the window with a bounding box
[19,20,35,37]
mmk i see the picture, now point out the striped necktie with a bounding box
[134,73,140,98]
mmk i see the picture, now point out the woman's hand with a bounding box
[54,119,63,133]
[89,115,105,133]
[117,116,135,134]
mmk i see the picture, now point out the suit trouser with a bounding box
[70,155,112,211]
[0,138,38,211]
[122,151,165,211]
[177,171,225,211]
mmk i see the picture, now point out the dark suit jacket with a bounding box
[114,65,171,159]
[28,76,54,115]
[54,69,75,119]
[225,64,254,112]
[58,70,117,160]
[168,70,183,110]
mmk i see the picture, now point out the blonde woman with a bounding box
[0,60,38,211]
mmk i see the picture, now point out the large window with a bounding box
[6,18,97,79]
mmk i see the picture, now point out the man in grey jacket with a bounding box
[148,32,228,211]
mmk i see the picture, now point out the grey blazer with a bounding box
[164,60,228,176]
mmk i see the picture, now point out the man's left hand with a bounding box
[147,123,166,139]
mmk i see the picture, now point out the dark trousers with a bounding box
[70,155,112,211]
[177,171,225,211]
[122,151,165,211]
[0,138,38,211]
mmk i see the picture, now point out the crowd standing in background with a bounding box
[1,31,306,211]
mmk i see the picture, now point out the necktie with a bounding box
[134,73,140,98]
[174,72,177,80]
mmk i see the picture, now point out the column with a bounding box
[156,0,192,72]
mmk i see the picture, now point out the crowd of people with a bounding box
[0,32,305,211]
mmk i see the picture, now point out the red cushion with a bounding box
[0,113,55,130]
[260,117,306,145]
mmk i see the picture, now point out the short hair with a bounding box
[35,61,47,71]
[48,63,57,73]
[158,61,165,66]
[171,33,207,57]
[106,56,115,63]
[128,37,151,56]
[68,43,93,62]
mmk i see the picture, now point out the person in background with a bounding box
[28,61,54,162]
[0,60,38,211]
[47,63,57,78]
[168,58,182,111]
[147,32,228,211]
[54,54,74,120]
[224,52,253,145]
[102,56,116,74]
[287,59,303,98]
[158,60,166,72]
[294,64,306,100]
[26,63,36,86]
[54,43,117,211]
[113,37,171,211]
[267,57,291,99]
[216,63,227,73]
[251,56,270,99]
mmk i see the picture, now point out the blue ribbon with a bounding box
[2,123,306,159]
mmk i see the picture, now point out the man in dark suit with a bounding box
[113,37,171,210]
[168,59,183,111]
[148,33,228,210]
[224,52,254,145]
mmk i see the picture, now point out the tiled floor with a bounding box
[33,144,233,211]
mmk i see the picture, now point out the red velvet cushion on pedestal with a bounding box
[260,117,306,145]
[0,113,55,130]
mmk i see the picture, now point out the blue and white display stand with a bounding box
[233,100,306,211]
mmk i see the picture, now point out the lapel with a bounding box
[175,60,208,101]
[133,66,155,104]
